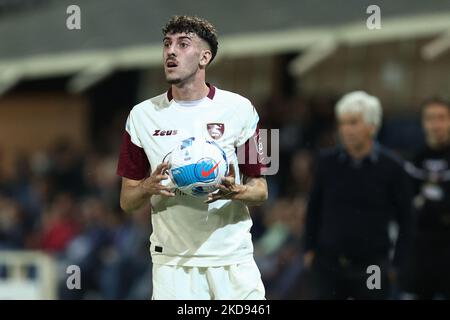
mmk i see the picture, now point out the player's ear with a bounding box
[199,49,212,68]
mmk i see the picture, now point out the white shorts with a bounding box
[152,259,266,300]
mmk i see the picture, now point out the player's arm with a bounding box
[205,164,268,206]
[234,174,268,206]
[120,163,175,213]
[206,102,269,206]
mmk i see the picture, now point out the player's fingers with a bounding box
[221,176,234,187]
[227,163,235,177]
[152,174,169,182]
[205,189,235,203]
[154,162,169,175]
[159,190,175,197]
[205,190,224,203]
[217,184,231,192]
[222,190,237,199]
[205,195,221,204]
[160,162,171,172]
[156,184,173,191]
[153,163,165,173]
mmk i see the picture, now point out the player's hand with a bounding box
[205,164,246,204]
[141,162,175,197]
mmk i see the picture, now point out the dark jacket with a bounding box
[304,143,413,266]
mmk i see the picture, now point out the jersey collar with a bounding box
[167,83,215,102]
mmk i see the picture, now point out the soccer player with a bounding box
[116,15,268,300]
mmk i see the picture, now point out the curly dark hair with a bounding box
[162,15,218,64]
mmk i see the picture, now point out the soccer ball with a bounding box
[166,137,229,196]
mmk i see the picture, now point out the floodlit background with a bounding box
[1,0,450,299]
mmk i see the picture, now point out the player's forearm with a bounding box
[234,176,268,206]
[120,183,150,213]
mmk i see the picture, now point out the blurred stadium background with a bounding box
[1,0,450,299]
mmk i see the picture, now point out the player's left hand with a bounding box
[205,164,246,204]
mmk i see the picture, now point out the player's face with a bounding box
[163,32,205,85]
[423,103,450,148]
[338,112,374,150]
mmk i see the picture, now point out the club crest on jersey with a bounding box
[207,123,224,140]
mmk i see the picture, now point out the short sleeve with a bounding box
[116,113,150,180]
[235,102,267,177]
[235,101,259,148]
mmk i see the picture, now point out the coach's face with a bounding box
[423,103,450,148]
[163,32,211,84]
[338,113,374,150]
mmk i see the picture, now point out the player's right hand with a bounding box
[141,162,175,197]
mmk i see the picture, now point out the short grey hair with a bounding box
[335,91,383,132]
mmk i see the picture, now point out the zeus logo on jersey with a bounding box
[153,129,178,136]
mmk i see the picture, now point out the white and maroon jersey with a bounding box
[117,84,266,267]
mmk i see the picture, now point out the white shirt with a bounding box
[117,84,264,267]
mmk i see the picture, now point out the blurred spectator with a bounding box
[302,95,338,149]
[39,192,80,253]
[255,197,308,299]
[0,196,25,249]
[83,152,120,207]
[401,97,450,299]
[48,139,85,197]
[99,206,152,299]
[58,196,115,299]
[287,149,314,197]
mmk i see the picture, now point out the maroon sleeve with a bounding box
[237,127,267,177]
[117,131,150,180]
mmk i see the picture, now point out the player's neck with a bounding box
[171,79,209,101]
